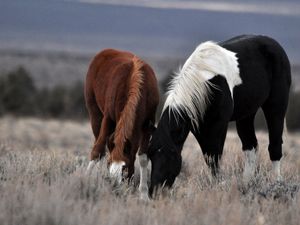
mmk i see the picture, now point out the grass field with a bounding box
[0,117,299,225]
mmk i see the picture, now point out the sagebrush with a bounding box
[0,117,299,225]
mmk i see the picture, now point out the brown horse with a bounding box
[85,49,159,199]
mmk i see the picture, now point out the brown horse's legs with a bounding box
[85,82,103,140]
[87,104,102,140]
[86,98,104,173]
[127,157,136,179]
[138,129,151,200]
[139,132,151,154]
[90,116,113,160]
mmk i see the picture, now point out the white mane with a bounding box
[163,41,241,128]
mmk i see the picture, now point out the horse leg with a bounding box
[85,91,102,173]
[85,84,103,140]
[88,105,102,140]
[137,127,152,201]
[262,76,289,181]
[236,113,258,182]
[262,107,286,181]
[194,121,228,177]
[87,116,114,173]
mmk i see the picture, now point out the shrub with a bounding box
[0,67,37,115]
[0,67,87,119]
[65,81,87,119]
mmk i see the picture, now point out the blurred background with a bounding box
[0,0,300,130]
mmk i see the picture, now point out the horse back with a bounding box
[221,35,291,84]
[85,48,158,122]
[220,35,291,120]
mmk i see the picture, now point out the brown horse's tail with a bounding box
[111,56,144,163]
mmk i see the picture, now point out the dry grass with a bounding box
[0,117,299,225]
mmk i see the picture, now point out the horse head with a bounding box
[148,108,189,196]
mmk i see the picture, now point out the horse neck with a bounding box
[158,108,190,152]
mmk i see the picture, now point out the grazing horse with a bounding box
[85,49,159,199]
[148,35,291,195]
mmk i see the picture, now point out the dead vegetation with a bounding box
[0,117,299,225]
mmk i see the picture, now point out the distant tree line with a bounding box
[0,67,299,130]
[0,67,87,119]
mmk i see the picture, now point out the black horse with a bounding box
[148,35,291,195]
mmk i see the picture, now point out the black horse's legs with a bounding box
[236,113,258,181]
[262,107,286,180]
[262,77,289,181]
[193,121,229,177]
